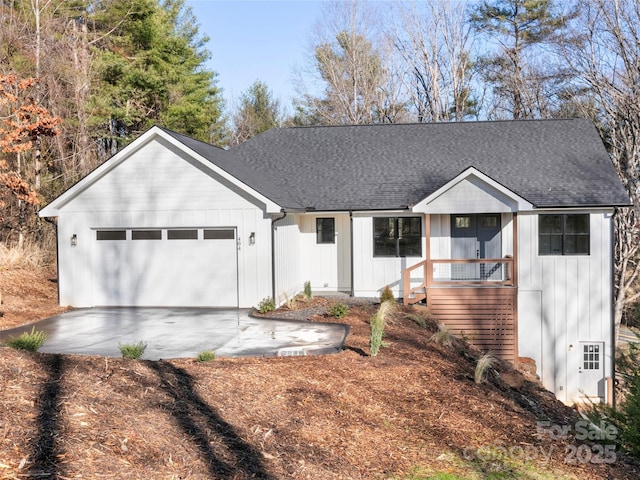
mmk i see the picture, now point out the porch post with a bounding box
[513,212,519,364]
[512,213,518,288]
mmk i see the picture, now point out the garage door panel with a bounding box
[93,228,238,307]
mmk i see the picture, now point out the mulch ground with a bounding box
[1,267,640,479]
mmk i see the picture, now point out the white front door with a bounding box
[578,342,605,399]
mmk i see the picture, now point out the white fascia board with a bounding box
[351,210,411,217]
[411,166,534,213]
[39,127,281,216]
[528,206,615,214]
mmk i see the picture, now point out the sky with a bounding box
[185,0,325,114]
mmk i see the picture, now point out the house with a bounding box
[39,119,629,405]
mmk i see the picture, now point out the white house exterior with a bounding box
[40,120,629,405]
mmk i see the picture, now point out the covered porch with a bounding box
[401,168,529,364]
[402,212,518,362]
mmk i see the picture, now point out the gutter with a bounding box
[271,210,288,302]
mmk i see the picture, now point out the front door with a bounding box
[578,342,605,399]
[451,214,502,281]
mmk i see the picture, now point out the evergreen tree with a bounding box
[231,81,281,145]
[469,0,573,119]
[90,0,226,154]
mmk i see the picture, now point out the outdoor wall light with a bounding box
[71,234,77,247]
[249,232,255,245]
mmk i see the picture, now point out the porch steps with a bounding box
[426,287,517,363]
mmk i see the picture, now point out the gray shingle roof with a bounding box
[165,119,629,211]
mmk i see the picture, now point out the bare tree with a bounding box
[393,0,476,122]
[561,0,640,341]
[296,0,407,125]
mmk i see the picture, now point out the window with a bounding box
[132,230,162,240]
[96,230,126,241]
[583,344,600,370]
[374,217,422,257]
[204,229,235,240]
[455,216,471,228]
[168,229,198,240]
[539,214,589,255]
[316,218,335,244]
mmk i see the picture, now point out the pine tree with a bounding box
[231,81,281,145]
[90,0,227,154]
[469,0,573,119]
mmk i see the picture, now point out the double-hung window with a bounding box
[374,217,422,257]
[539,214,590,255]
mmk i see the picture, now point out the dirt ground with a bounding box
[1,266,639,479]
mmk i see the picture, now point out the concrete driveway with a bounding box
[0,308,349,360]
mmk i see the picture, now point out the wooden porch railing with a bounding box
[402,257,515,306]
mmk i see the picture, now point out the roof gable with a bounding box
[412,167,534,213]
[39,127,281,217]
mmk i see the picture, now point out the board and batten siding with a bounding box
[517,210,614,404]
[352,214,425,298]
[56,138,272,308]
[272,213,303,305]
[299,214,351,292]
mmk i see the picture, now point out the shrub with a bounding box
[474,353,496,384]
[197,350,216,362]
[380,285,395,303]
[6,326,47,352]
[370,300,394,356]
[329,302,349,319]
[587,341,640,458]
[430,323,453,347]
[303,281,312,300]
[257,297,275,314]
[118,341,147,359]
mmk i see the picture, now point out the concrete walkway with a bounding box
[0,308,349,360]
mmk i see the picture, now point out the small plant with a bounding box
[118,341,147,359]
[430,323,453,346]
[380,284,395,303]
[370,300,394,356]
[196,350,216,362]
[329,302,349,319]
[257,297,276,314]
[303,281,312,300]
[284,292,297,310]
[6,326,47,352]
[474,353,496,384]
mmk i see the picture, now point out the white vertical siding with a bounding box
[299,214,351,292]
[352,215,424,298]
[273,213,302,305]
[518,211,614,404]
[56,139,273,308]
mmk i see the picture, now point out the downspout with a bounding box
[611,208,618,409]
[349,210,354,297]
[271,210,287,302]
[43,215,60,303]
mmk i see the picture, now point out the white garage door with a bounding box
[92,228,238,307]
